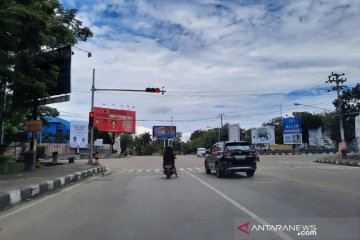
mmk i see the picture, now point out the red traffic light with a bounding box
[89,112,95,127]
[146,87,161,93]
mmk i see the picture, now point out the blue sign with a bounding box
[282,118,302,134]
[153,126,176,139]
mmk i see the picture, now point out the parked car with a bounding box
[196,148,207,157]
[204,141,258,178]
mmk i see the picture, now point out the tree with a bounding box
[0,0,93,110]
[330,83,360,143]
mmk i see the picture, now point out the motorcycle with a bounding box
[163,165,175,179]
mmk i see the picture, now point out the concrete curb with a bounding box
[314,159,360,167]
[0,165,107,211]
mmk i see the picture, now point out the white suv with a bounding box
[196,148,207,157]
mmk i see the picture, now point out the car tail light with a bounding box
[223,150,233,158]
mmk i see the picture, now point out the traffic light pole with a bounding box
[88,69,95,164]
[88,69,165,164]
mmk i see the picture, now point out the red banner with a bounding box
[93,107,136,133]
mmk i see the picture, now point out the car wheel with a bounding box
[205,162,211,174]
[216,164,224,178]
[246,171,255,177]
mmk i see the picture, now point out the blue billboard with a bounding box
[153,126,176,139]
[282,118,302,134]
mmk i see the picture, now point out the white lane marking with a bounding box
[0,176,99,221]
[195,167,203,171]
[128,169,135,173]
[145,169,152,173]
[136,169,143,173]
[179,168,185,172]
[186,172,293,240]
[154,168,160,173]
[186,168,193,171]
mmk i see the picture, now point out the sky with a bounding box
[55,0,360,141]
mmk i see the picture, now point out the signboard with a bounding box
[38,95,70,105]
[282,118,302,144]
[308,127,323,147]
[228,124,240,142]
[47,45,72,96]
[153,126,176,139]
[282,118,302,134]
[25,120,43,131]
[251,127,275,144]
[283,133,302,145]
[355,115,360,138]
[93,107,136,133]
[69,121,88,149]
[114,136,121,152]
[94,139,103,147]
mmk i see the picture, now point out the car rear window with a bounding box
[225,143,252,151]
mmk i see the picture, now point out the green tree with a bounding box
[1,0,92,110]
[330,83,360,143]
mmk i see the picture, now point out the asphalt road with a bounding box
[0,155,359,240]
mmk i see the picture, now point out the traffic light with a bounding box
[145,87,161,93]
[89,112,95,127]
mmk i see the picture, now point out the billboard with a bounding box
[93,107,136,133]
[283,133,302,145]
[228,124,240,142]
[69,121,88,149]
[282,118,302,134]
[153,126,176,139]
[282,118,302,145]
[308,127,323,147]
[251,127,275,144]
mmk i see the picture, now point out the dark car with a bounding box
[204,141,258,178]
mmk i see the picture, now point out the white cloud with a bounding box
[55,0,360,136]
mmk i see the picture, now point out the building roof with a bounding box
[44,116,70,128]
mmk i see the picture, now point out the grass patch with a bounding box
[0,161,25,175]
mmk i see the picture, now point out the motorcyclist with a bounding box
[163,145,177,177]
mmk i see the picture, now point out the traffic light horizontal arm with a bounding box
[94,88,166,94]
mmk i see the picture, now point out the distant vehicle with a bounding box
[196,148,207,157]
[204,141,258,178]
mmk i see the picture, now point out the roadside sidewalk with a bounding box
[0,160,106,211]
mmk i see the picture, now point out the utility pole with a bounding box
[218,113,225,141]
[326,72,347,155]
[0,77,6,147]
[88,69,95,164]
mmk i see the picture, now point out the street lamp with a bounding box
[294,103,332,113]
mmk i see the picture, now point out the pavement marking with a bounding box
[186,172,293,240]
[128,169,135,173]
[186,168,193,171]
[136,169,143,173]
[179,168,185,172]
[0,175,100,221]
[154,168,160,173]
[195,167,203,171]
[145,169,152,173]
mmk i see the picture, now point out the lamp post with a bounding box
[294,103,332,113]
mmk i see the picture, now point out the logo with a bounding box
[237,222,250,234]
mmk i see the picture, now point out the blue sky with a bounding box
[56,0,360,141]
